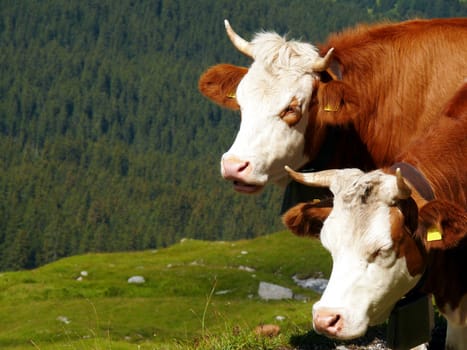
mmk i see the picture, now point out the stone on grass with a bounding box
[293,275,328,294]
[56,316,71,324]
[127,276,145,284]
[258,281,293,300]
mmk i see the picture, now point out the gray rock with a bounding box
[258,281,293,300]
[293,275,328,294]
[127,276,145,284]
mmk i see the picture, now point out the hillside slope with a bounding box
[0,232,334,349]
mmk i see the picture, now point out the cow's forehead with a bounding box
[250,32,321,74]
[323,200,394,249]
[237,64,311,109]
[323,170,400,250]
[331,170,398,206]
[235,32,320,110]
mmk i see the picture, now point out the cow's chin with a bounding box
[326,327,368,341]
[319,318,369,341]
[232,181,264,194]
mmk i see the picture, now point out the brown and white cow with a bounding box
[199,18,467,194]
[282,83,467,349]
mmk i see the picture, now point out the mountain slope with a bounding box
[0,231,333,349]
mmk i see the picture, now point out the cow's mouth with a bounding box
[233,181,264,194]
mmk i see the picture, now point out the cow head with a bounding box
[199,20,336,193]
[282,167,467,340]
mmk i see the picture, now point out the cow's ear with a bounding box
[323,58,343,81]
[282,200,332,237]
[198,64,248,110]
[417,200,467,250]
[316,80,359,125]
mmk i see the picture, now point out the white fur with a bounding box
[444,294,467,350]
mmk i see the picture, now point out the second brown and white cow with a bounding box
[282,84,467,349]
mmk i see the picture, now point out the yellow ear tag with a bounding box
[323,104,339,112]
[426,228,442,242]
[226,92,236,99]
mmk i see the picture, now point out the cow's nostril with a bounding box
[313,309,343,336]
[329,314,340,327]
[238,161,250,173]
[222,156,251,180]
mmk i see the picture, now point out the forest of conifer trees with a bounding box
[0,0,466,271]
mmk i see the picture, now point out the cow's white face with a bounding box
[221,62,316,193]
[312,169,423,339]
[220,31,326,194]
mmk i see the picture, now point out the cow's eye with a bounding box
[280,99,302,126]
[368,247,395,266]
[284,107,295,115]
[369,246,393,262]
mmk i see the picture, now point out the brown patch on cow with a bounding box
[318,19,467,166]
[316,80,360,125]
[282,199,333,237]
[416,200,467,251]
[304,79,375,171]
[408,200,467,313]
[395,83,467,209]
[254,324,280,337]
[390,202,426,277]
[198,64,248,110]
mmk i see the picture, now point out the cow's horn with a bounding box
[310,48,334,72]
[284,166,337,188]
[224,19,254,59]
[395,168,412,199]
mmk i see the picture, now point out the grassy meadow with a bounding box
[0,232,340,349]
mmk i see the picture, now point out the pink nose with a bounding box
[313,308,343,337]
[221,156,251,181]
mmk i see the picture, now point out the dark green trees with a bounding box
[0,0,465,270]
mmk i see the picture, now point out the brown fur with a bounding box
[282,199,333,237]
[198,64,247,110]
[317,18,467,165]
[417,200,467,251]
[395,83,467,208]
[315,80,360,125]
[416,200,467,313]
[390,204,426,277]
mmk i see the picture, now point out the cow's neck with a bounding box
[389,164,467,334]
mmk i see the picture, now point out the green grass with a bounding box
[0,231,335,349]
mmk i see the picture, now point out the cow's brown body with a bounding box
[400,83,467,316]
[313,18,467,166]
